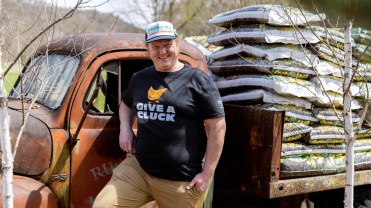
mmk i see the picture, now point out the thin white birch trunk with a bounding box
[343,18,354,208]
[0,86,13,208]
[0,0,14,207]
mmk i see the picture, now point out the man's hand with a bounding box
[186,171,212,193]
[186,116,226,193]
[118,101,136,154]
[119,128,136,154]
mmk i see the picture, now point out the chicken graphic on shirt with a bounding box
[148,86,167,103]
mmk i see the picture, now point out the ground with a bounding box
[308,185,371,208]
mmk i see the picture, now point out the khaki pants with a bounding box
[92,154,204,208]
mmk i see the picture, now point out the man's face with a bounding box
[147,39,179,72]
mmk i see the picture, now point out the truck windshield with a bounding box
[9,54,80,109]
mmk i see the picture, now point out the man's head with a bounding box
[145,21,178,43]
[145,21,182,72]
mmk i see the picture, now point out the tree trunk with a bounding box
[0,45,14,208]
[343,18,354,208]
[0,0,14,206]
[0,87,13,208]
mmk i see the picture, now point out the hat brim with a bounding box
[146,35,177,43]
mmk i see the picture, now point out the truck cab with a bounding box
[5,33,208,208]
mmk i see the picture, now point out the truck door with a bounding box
[68,51,153,207]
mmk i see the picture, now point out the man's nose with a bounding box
[159,46,167,53]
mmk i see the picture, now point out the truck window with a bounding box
[9,54,80,109]
[86,59,153,115]
[87,62,119,114]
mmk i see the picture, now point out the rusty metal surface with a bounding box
[270,169,371,198]
[7,101,62,127]
[0,175,58,208]
[40,129,71,208]
[7,109,52,176]
[214,104,284,200]
[70,125,124,207]
[215,104,371,200]
[35,33,208,73]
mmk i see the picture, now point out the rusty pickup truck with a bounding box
[4,32,371,208]
[4,33,209,208]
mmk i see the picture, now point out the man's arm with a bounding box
[119,101,136,154]
[187,116,226,192]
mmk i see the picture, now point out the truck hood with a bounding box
[6,108,52,176]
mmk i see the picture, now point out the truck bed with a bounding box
[214,104,371,199]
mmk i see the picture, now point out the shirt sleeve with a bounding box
[122,74,135,108]
[194,70,225,119]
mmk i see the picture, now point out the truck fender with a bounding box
[0,175,58,208]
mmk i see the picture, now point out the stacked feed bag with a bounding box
[349,28,371,172]
[184,36,223,64]
[308,26,365,108]
[206,4,371,178]
[296,27,371,178]
[348,28,371,126]
[351,28,371,64]
[207,4,326,109]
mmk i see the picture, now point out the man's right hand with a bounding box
[119,128,136,154]
[118,101,136,154]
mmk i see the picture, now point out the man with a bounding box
[93,21,226,208]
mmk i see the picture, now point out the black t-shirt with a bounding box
[123,65,225,181]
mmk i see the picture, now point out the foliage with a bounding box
[0,0,143,69]
[113,0,289,37]
[4,71,19,96]
[293,0,371,29]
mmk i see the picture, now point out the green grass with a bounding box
[4,71,19,95]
